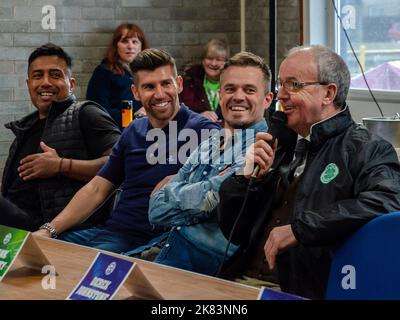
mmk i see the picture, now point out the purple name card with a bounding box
[258,286,307,300]
[68,252,134,300]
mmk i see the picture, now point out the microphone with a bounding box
[251,111,288,178]
[215,110,288,277]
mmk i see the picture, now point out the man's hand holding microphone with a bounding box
[242,111,298,269]
[243,132,277,179]
[243,111,287,179]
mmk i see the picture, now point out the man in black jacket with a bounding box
[218,45,400,299]
[0,43,120,231]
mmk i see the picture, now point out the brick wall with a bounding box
[0,0,300,177]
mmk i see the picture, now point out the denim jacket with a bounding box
[125,119,268,275]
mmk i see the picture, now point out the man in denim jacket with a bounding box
[125,52,273,275]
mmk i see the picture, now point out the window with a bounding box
[336,0,400,92]
[304,0,399,122]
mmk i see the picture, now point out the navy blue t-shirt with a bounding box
[98,104,220,245]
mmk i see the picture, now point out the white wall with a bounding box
[347,89,399,124]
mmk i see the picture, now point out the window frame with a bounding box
[303,0,399,104]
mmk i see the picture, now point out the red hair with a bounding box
[104,23,149,75]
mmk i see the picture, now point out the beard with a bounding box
[224,118,252,130]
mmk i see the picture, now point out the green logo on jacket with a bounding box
[320,163,339,184]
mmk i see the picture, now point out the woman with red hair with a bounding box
[86,23,149,129]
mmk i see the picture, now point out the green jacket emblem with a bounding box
[320,163,339,184]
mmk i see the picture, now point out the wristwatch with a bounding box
[39,222,58,238]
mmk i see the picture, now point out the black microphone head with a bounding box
[270,110,287,126]
[266,110,287,147]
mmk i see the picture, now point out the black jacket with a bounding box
[218,106,400,299]
[2,96,118,229]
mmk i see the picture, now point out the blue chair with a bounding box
[326,211,400,300]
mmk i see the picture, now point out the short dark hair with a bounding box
[221,51,272,92]
[129,48,177,84]
[28,43,72,75]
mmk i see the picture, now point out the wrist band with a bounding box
[68,158,72,173]
[58,157,64,175]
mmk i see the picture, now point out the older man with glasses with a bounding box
[217,45,400,299]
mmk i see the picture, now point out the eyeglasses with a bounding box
[277,79,329,93]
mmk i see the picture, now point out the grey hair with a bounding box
[202,38,230,60]
[287,45,350,108]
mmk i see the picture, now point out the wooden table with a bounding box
[0,235,259,300]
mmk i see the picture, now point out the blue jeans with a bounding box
[154,230,222,276]
[59,227,143,254]
[125,229,224,275]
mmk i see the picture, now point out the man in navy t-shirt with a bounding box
[35,49,220,253]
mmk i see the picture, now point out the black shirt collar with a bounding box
[310,104,354,148]
[47,95,76,119]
